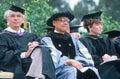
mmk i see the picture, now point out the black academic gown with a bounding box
[0,31,56,79]
[46,32,76,59]
[80,34,120,79]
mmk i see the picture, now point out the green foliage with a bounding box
[102,12,120,34]
[23,0,54,37]
[48,0,71,12]
[99,0,120,23]
[0,1,10,32]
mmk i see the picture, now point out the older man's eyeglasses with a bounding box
[55,18,70,23]
[8,14,23,19]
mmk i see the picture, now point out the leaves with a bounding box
[102,13,120,34]
[23,0,54,37]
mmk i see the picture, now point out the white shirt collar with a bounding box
[5,27,25,33]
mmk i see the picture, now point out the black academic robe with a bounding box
[80,34,120,79]
[0,31,56,79]
[46,32,76,59]
[46,32,99,79]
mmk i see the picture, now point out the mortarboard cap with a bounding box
[47,12,74,27]
[10,5,25,14]
[105,30,120,38]
[81,11,102,21]
[70,25,81,32]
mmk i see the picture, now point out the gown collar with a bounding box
[86,34,103,39]
[4,27,25,36]
[47,31,71,40]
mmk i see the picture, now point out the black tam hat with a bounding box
[10,5,25,14]
[47,12,74,27]
[105,30,120,38]
[81,11,102,21]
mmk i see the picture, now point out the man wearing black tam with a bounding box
[0,5,56,79]
[80,11,120,79]
[41,12,101,79]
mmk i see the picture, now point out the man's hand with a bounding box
[25,41,39,57]
[66,59,83,70]
[102,54,118,62]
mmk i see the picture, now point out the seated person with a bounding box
[41,12,101,79]
[0,5,56,79]
[105,30,120,57]
[80,11,120,79]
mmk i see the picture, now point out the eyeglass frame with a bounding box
[55,17,70,23]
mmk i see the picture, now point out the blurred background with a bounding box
[0,0,120,37]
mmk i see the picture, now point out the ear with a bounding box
[7,22,10,26]
[6,18,9,25]
[22,20,24,23]
[53,20,56,26]
[88,25,91,29]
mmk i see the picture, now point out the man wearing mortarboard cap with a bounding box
[80,11,120,79]
[0,5,56,79]
[41,11,101,79]
[10,5,25,14]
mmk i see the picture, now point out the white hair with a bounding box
[4,10,11,20]
[4,10,24,19]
